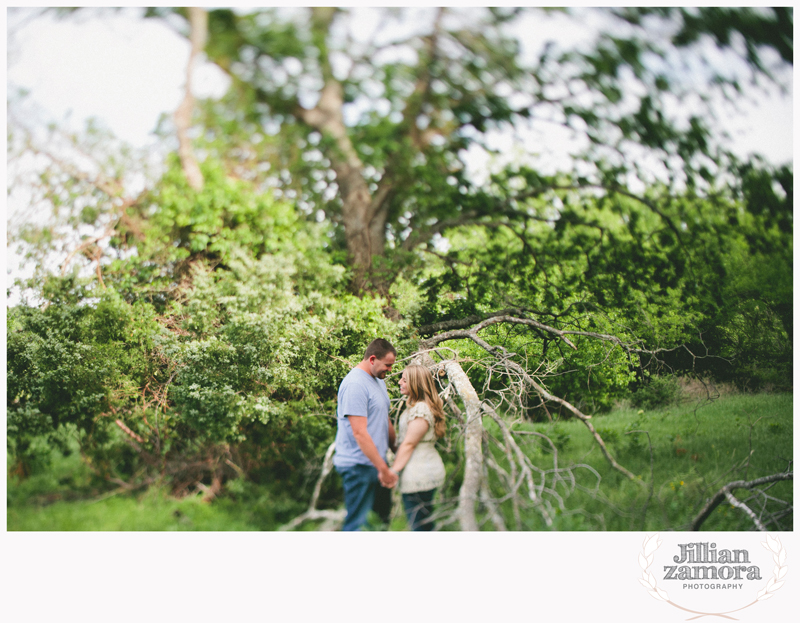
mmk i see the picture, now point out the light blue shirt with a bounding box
[333,367,391,469]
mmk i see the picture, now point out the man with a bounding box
[333,338,399,531]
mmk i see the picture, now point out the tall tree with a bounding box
[141,6,791,295]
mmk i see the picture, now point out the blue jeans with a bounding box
[337,464,379,531]
[402,489,436,531]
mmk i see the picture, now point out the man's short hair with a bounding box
[363,338,396,361]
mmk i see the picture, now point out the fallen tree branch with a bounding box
[723,490,767,531]
[690,471,793,531]
[483,403,554,528]
[419,316,644,483]
[417,309,526,336]
[420,315,578,352]
[280,442,345,531]
[443,358,483,532]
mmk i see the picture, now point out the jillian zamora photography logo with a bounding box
[638,533,788,618]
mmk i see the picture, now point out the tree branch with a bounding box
[279,441,346,531]
[418,308,527,336]
[690,471,793,531]
[419,318,642,482]
[420,314,578,352]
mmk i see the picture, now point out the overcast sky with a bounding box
[7,7,793,162]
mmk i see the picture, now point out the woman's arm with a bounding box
[391,417,429,474]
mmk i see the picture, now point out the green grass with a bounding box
[492,392,793,531]
[6,443,301,531]
[7,392,792,531]
[7,488,262,531]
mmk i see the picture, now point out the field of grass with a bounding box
[496,391,793,531]
[7,392,792,531]
[6,444,303,531]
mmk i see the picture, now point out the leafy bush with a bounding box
[7,164,411,501]
[631,375,681,410]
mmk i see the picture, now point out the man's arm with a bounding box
[348,415,398,488]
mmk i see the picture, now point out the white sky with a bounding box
[7,8,229,146]
[7,8,793,161]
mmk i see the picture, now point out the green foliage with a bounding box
[631,375,681,410]
[138,157,310,259]
[7,160,410,501]
[413,163,791,395]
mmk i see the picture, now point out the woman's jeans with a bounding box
[402,489,436,531]
[337,464,379,531]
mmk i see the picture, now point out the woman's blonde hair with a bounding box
[403,364,446,438]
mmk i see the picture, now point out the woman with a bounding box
[391,364,447,531]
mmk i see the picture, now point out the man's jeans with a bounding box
[337,464,379,531]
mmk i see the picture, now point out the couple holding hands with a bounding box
[333,339,446,531]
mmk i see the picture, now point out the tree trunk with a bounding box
[174,7,207,191]
[297,9,392,295]
[301,83,389,294]
[443,359,483,531]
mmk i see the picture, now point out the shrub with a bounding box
[631,375,681,410]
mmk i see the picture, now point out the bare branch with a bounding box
[483,402,554,527]
[419,315,641,482]
[307,442,337,512]
[442,358,483,532]
[420,314,577,351]
[723,489,767,531]
[690,471,793,531]
[279,441,347,531]
[418,309,530,336]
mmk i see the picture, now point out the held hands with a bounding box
[379,465,399,488]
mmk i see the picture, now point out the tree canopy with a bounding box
[136,6,792,295]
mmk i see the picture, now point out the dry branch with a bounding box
[483,403,554,527]
[418,309,527,336]
[280,442,346,531]
[423,319,640,482]
[690,471,793,531]
[442,358,483,532]
[420,315,578,351]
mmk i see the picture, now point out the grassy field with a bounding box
[7,392,792,531]
[501,391,793,531]
[6,442,297,531]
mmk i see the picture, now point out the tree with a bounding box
[139,6,791,297]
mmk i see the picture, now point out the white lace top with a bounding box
[396,401,446,494]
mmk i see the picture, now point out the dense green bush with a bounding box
[7,162,410,500]
[630,375,682,410]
